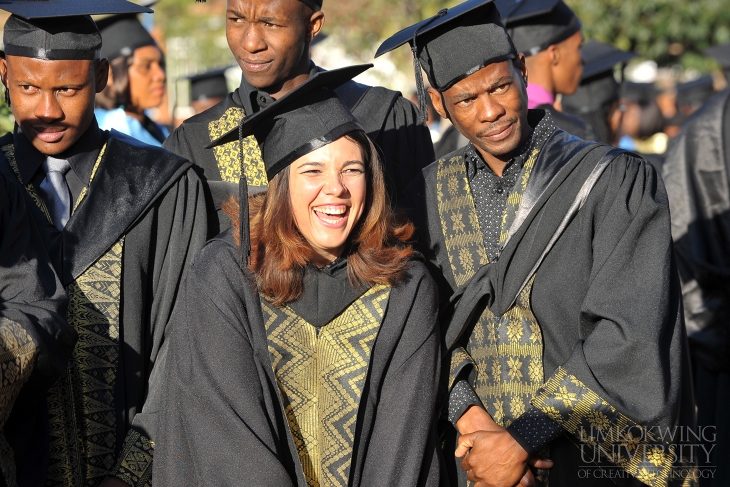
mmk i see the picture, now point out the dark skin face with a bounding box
[226,0,324,100]
[430,57,532,177]
[0,55,108,155]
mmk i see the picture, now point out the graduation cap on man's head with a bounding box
[375,0,517,123]
[562,41,636,114]
[1,0,152,61]
[207,64,371,260]
[96,12,157,61]
[675,76,715,109]
[496,0,582,57]
[620,82,657,104]
[185,68,230,103]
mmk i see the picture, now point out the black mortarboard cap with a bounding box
[497,0,582,56]
[620,82,657,104]
[207,64,370,262]
[375,0,516,123]
[1,0,151,61]
[186,68,230,102]
[675,75,715,108]
[562,41,635,113]
[97,13,157,60]
[193,0,322,11]
[705,43,730,69]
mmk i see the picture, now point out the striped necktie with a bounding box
[39,156,72,230]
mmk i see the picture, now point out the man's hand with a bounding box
[97,477,133,487]
[454,407,553,487]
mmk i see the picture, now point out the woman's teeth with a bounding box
[314,206,346,223]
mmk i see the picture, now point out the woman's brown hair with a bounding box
[95,55,132,109]
[224,130,415,306]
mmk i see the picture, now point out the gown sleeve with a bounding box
[0,173,74,485]
[151,240,302,486]
[110,167,209,486]
[358,265,442,487]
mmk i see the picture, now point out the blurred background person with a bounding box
[95,12,169,146]
[617,81,668,170]
[497,0,599,141]
[561,40,635,146]
[186,67,230,116]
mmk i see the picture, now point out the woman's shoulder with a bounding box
[394,257,436,295]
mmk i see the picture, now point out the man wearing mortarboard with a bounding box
[0,1,209,485]
[662,45,730,487]
[496,0,599,142]
[377,0,696,485]
[164,0,436,238]
[0,171,75,487]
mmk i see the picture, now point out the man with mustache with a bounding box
[0,1,208,485]
[378,0,695,486]
[165,0,436,236]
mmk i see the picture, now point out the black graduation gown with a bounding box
[406,127,695,486]
[152,233,442,486]
[0,172,74,487]
[164,69,435,236]
[662,88,730,485]
[0,128,208,487]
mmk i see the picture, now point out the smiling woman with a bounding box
[152,67,442,486]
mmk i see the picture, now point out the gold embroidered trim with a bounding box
[263,284,391,487]
[532,367,682,487]
[111,429,154,487]
[46,239,124,487]
[448,347,476,390]
[0,318,38,487]
[208,107,268,186]
[2,143,52,224]
[73,143,107,211]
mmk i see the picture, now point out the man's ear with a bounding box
[514,54,528,84]
[546,44,560,65]
[0,57,8,89]
[308,10,325,42]
[428,87,449,120]
[95,58,110,93]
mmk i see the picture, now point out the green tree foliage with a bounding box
[569,0,730,71]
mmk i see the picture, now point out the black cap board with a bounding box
[705,42,730,69]
[375,0,516,123]
[676,75,715,108]
[194,0,322,11]
[579,40,636,81]
[186,67,230,102]
[496,0,582,57]
[207,63,371,179]
[97,13,157,60]
[1,0,151,61]
[207,63,370,262]
[620,82,657,104]
[562,42,635,114]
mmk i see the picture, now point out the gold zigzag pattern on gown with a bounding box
[263,284,391,487]
[208,106,268,186]
[45,241,124,487]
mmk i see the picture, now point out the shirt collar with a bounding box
[15,117,102,185]
[526,83,555,110]
[234,61,319,115]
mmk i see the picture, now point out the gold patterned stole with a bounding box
[262,284,391,487]
[207,106,268,186]
[3,142,125,487]
[436,150,545,428]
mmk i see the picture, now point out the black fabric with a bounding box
[537,103,599,141]
[375,0,516,92]
[578,40,635,80]
[676,76,716,110]
[405,126,695,485]
[500,0,582,56]
[165,66,435,237]
[288,258,369,328]
[3,14,101,60]
[152,235,442,486]
[0,129,209,478]
[140,115,167,145]
[662,89,730,373]
[562,74,619,115]
[97,14,157,61]
[0,172,74,487]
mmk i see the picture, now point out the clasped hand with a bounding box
[455,406,553,487]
